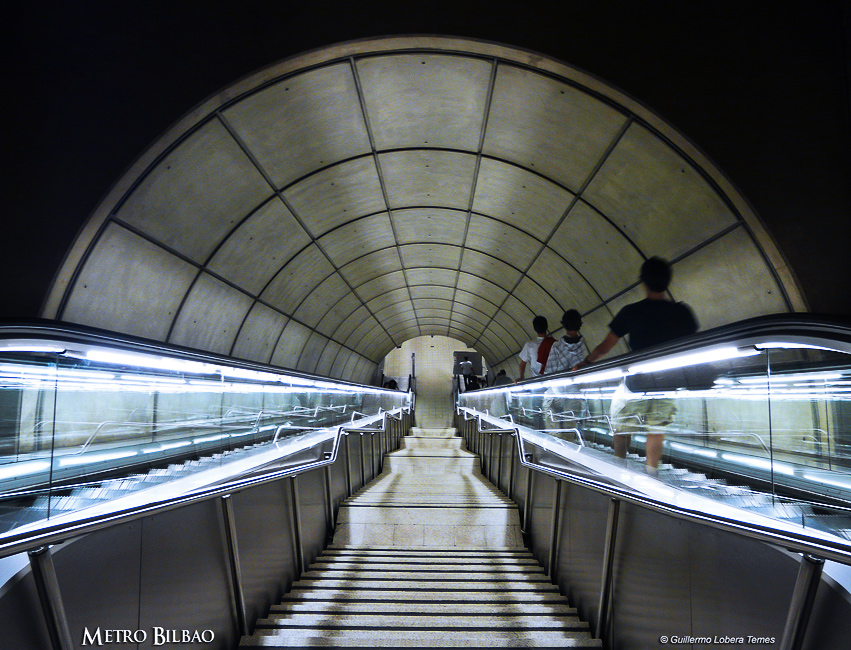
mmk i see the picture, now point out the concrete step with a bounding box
[350,474,502,493]
[344,498,513,507]
[311,558,541,568]
[322,546,533,556]
[290,578,561,592]
[309,564,543,576]
[270,602,578,615]
[347,491,508,502]
[331,522,524,547]
[256,612,588,629]
[337,505,519,526]
[387,448,476,458]
[410,427,457,438]
[280,588,568,603]
[402,436,463,449]
[320,548,533,559]
[241,629,601,647]
[300,569,548,581]
[384,454,480,474]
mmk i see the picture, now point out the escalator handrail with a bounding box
[0,321,388,394]
[505,313,851,390]
[0,405,412,560]
[460,406,851,566]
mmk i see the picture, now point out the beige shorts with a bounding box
[610,383,676,433]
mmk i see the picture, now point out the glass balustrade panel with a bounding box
[0,341,408,538]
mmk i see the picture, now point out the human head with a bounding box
[497,369,506,376]
[561,309,582,332]
[532,315,548,335]
[640,257,672,293]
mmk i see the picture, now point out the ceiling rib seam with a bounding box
[472,117,634,355]
[216,114,376,370]
[107,218,374,371]
[214,111,398,369]
[56,207,129,320]
[187,192,292,356]
[277,146,585,199]
[335,267,520,337]
[446,57,499,345]
[348,56,424,340]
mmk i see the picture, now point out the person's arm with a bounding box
[574,331,620,370]
[518,360,527,380]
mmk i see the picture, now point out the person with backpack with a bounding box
[545,309,586,375]
[518,316,555,380]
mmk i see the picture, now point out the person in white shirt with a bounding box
[518,316,551,380]
[459,356,474,388]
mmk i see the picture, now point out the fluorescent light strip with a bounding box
[755,342,837,351]
[0,343,66,354]
[629,346,760,374]
[719,452,796,476]
[59,450,139,466]
[0,460,51,479]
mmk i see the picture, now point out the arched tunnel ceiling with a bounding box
[44,37,805,383]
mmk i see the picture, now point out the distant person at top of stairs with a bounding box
[459,356,474,389]
[492,369,513,386]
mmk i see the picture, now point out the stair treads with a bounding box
[255,614,588,630]
[310,554,543,570]
[348,489,506,498]
[239,426,602,649]
[270,602,577,615]
[240,629,600,647]
[347,488,505,498]
[311,562,540,571]
[340,500,517,510]
[299,569,547,581]
[343,501,513,508]
[322,546,531,555]
[290,579,558,592]
[388,448,473,457]
[279,589,570,603]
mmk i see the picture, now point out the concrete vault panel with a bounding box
[46,36,803,383]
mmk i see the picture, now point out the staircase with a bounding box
[240,426,600,647]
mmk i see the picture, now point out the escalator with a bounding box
[3,316,851,649]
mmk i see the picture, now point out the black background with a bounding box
[4,1,850,318]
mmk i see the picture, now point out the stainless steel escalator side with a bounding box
[0,403,413,650]
[0,322,409,541]
[456,314,851,650]
[0,321,414,650]
[458,407,851,650]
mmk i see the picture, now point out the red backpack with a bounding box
[537,336,556,374]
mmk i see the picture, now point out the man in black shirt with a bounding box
[576,257,698,470]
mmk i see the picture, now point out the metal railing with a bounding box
[457,405,851,650]
[3,405,413,650]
